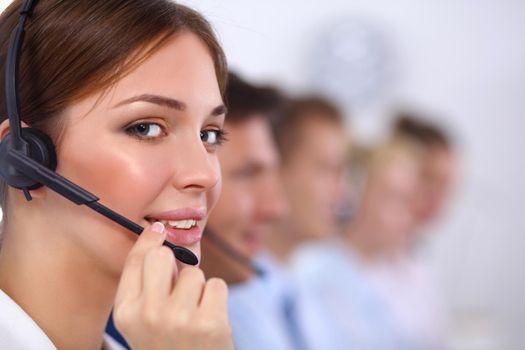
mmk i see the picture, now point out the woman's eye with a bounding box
[201,129,227,146]
[125,122,165,139]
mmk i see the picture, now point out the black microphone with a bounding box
[6,148,198,266]
[203,228,265,277]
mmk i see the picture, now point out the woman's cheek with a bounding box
[207,162,223,211]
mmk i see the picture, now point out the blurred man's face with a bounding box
[414,147,456,226]
[362,155,420,252]
[200,116,287,284]
[279,117,347,240]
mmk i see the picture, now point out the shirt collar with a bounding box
[0,288,57,350]
[0,289,126,350]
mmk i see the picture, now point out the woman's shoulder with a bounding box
[0,289,57,350]
[0,290,126,350]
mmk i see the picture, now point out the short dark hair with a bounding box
[393,112,452,150]
[272,95,344,162]
[224,72,285,124]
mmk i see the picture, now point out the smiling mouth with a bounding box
[145,218,198,229]
[145,217,203,246]
[166,219,197,230]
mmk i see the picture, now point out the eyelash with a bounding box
[125,122,167,140]
[125,121,228,148]
[201,128,228,148]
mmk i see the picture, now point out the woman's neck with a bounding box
[0,216,118,350]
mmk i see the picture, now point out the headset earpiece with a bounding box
[22,127,57,173]
[0,127,57,190]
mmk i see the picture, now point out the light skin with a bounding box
[200,116,288,284]
[267,116,347,262]
[413,146,456,227]
[347,152,420,260]
[0,32,233,350]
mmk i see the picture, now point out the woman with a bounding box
[0,0,234,349]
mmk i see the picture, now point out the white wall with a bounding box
[1,1,524,348]
[180,1,525,349]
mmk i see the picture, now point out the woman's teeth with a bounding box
[161,219,197,230]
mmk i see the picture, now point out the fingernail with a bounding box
[151,221,165,234]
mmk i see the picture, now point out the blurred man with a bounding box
[267,96,347,260]
[199,73,288,284]
[201,73,316,350]
[393,113,456,229]
[228,95,348,350]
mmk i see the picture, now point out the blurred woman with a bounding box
[292,136,447,350]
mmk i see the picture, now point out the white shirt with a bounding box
[0,289,125,350]
[363,255,447,350]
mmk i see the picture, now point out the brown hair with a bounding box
[272,95,344,163]
[224,72,285,124]
[393,112,452,150]
[0,0,227,224]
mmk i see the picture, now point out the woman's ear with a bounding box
[0,119,30,140]
[0,119,48,200]
[0,119,11,140]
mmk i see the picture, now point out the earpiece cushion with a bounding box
[0,127,57,190]
[21,127,57,172]
[20,128,57,190]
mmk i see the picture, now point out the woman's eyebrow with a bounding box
[114,93,227,117]
[114,94,186,110]
[212,105,227,117]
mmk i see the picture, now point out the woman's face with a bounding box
[42,32,224,276]
[362,154,419,251]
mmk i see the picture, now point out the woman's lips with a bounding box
[148,207,206,221]
[165,223,203,246]
[145,207,206,246]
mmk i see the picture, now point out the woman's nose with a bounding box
[170,135,220,193]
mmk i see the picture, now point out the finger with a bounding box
[115,222,166,307]
[199,277,229,322]
[170,266,206,310]
[142,246,178,299]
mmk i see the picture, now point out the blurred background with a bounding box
[1,0,523,349]
[178,1,525,349]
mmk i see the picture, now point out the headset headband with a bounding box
[5,0,37,149]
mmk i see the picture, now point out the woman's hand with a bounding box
[113,222,234,350]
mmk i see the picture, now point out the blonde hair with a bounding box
[347,135,424,203]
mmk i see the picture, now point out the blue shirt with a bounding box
[228,253,335,350]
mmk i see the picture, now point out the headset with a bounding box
[204,228,265,277]
[0,0,198,266]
